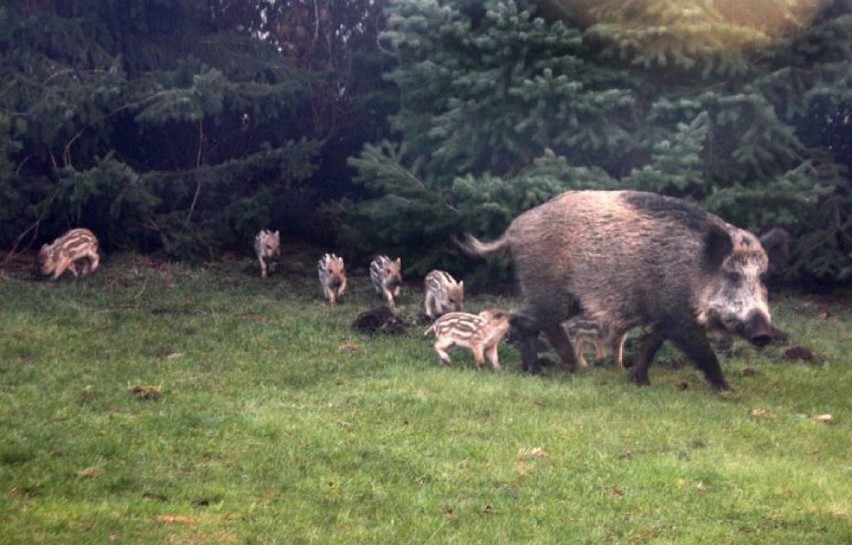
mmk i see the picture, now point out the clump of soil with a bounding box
[781,345,814,361]
[352,306,408,335]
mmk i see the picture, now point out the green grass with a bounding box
[1,254,849,544]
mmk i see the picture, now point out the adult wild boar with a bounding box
[457,190,777,391]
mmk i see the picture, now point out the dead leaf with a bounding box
[751,408,776,418]
[165,352,182,360]
[76,467,101,479]
[156,515,196,524]
[127,384,162,400]
[814,414,833,424]
[741,366,756,377]
[339,342,359,352]
[517,447,549,460]
[609,486,624,497]
[482,504,494,514]
[696,482,710,493]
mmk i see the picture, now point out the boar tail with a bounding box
[453,233,511,258]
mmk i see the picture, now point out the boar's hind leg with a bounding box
[542,325,578,372]
[631,331,665,386]
[510,314,544,374]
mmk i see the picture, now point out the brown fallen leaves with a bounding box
[156,515,196,524]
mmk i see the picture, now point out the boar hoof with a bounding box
[632,371,651,386]
[711,380,733,392]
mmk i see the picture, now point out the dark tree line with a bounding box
[1,0,849,285]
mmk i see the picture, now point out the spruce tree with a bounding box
[0,0,384,259]
[347,0,850,284]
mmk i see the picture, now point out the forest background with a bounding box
[1,0,849,286]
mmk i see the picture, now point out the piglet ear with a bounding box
[459,280,464,289]
[702,224,733,273]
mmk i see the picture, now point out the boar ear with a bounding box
[760,227,790,272]
[702,224,733,273]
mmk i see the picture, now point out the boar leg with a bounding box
[542,325,578,372]
[485,343,501,371]
[631,331,665,386]
[471,346,485,371]
[434,339,454,366]
[511,314,544,374]
[668,328,731,391]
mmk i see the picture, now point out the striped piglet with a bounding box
[563,316,629,369]
[35,228,100,280]
[370,255,402,309]
[317,253,347,304]
[423,270,464,319]
[424,309,512,371]
[254,229,280,278]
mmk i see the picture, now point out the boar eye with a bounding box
[725,271,742,284]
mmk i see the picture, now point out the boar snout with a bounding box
[742,312,773,348]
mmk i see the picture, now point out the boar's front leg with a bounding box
[631,330,665,386]
[669,326,731,391]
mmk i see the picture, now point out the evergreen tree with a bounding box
[342,0,633,273]
[345,0,850,284]
[0,0,386,259]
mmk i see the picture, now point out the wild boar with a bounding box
[370,255,402,310]
[35,228,100,280]
[424,309,512,370]
[424,270,464,319]
[457,190,776,391]
[317,253,347,304]
[254,229,280,278]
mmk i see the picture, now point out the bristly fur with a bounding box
[456,190,774,391]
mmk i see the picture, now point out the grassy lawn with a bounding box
[1,254,849,544]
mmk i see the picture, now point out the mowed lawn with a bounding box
[0,254,849,544]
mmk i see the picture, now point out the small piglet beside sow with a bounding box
[35,228,100,280]
[425,309,512,371]
[458,190,782,391]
